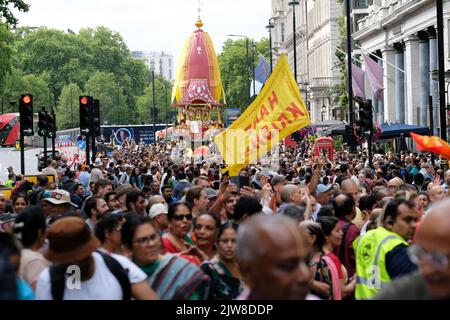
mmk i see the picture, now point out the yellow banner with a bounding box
[214,54,310,175]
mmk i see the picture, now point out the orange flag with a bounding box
[410,132,450,159]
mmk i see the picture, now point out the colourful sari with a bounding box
[200,257,244,300]
[161,235,202,266]
[310,253,342,300]
[141,254,210,300]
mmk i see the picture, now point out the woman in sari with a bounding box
[121,215,210,300]
[301,220,341,300]
[161,202,202,265]
[200,221,244,300]
[192,213,219,260]
[316,216,355,299]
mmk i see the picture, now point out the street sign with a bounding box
[77,140,86,150]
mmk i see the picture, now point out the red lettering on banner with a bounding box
[286,102,306,119]
[277,113,292,129]
[260,104,270,118]
[268,91,278,111]
[271,122,280,131]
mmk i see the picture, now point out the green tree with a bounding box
[9,26,149,124]
[2,67,52,112]
[14,27,93,98]
[136,75,172,124]
[0,0,29,27]
[0,23,14,95]
[218,37,270,110]
[56,83,82,129]
[84,71,129,125]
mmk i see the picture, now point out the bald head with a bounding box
[148,195,165,208]
[428,186,446,203]
[387,177,404,195]
[417,198,450,299]
[236,215,310,299]
[281,184,300,203]
[341,179,359,204]
[237,215,304,262]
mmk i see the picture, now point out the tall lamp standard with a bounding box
[266,19,275,73]
[288,1,299,83]
[151,70,156,140]
[227,34,251,106]
[251,40,256,98]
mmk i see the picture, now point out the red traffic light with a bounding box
[80,97,88,105]
[22,95,32,104]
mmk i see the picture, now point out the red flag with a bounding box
[410,132,450,159]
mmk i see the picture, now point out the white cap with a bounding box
[149,203,168,219]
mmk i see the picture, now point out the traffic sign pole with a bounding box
[20,124,25,175]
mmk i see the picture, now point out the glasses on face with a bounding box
[408,244,449,270]
[172,213,193,221]
[134,233,159,246]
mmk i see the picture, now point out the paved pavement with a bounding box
[0,147,41,182]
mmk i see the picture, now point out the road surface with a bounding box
[0,147,41,182]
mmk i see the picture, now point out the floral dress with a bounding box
[200,257,244,300]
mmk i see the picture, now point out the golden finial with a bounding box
[195,0,204,28]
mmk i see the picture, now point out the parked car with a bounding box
[36,150,62,171]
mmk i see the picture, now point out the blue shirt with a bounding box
[385,244,418,279]
[16,278,35,300]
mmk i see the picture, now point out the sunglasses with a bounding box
[172,213,193,221]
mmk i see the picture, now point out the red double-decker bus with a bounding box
[0,113,20,147]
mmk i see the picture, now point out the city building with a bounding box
[271,1,370,122]
[353,0,449,136]
[131,51,174,81]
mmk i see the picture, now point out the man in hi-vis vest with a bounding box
[354,199,418,299]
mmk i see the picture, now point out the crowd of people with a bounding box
[1,140,450,300]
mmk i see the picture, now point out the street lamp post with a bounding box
[288,1,299,83]
[227,34,251,106]
[152,70,156,140]
[345,0,356,153]
[117,92,120,124]
[266,19,275,73]
[165,83,168,135]
[252,40,256,98]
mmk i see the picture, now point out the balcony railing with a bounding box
[310,77,340,88]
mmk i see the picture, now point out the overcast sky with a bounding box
[14,0,272,66]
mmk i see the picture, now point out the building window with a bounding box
[353,0,369,8]
[281,22,285,42]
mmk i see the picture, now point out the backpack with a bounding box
[28,189,45,206]
[49,251,131,300]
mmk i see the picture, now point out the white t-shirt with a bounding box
[35,251,146,300]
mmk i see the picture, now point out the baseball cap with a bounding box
[42,189,78,208]
[149,203,168,219]
[316,184,333,196]
[115,184,133,199]
[205,188,218,199]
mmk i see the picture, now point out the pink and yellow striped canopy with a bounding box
[172,19,225,106]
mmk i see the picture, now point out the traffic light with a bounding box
[343,125,357,148]
[38,111,49,137]
[19,94,34,136]
[79,96,93,135]
[93,99,100,136]
[46,113,56,138]
[356,99,373,137]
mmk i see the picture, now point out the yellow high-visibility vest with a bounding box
[353,227,409,299]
